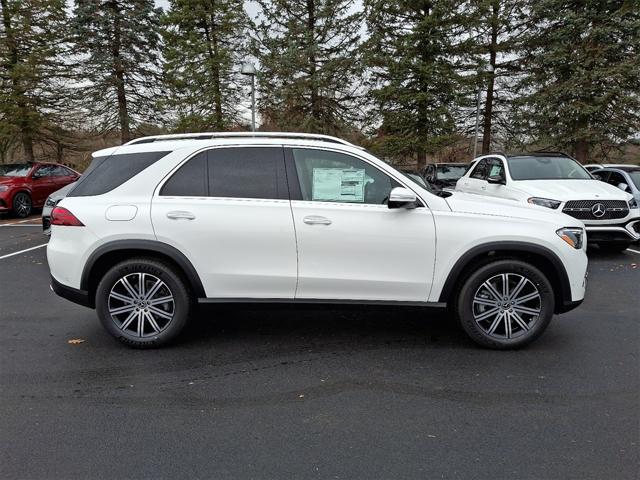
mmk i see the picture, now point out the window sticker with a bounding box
[489,164,502,176]
[312,168,365,202]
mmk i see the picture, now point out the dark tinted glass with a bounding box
[592,171,609,181]
[507,156,591,180]
[470,160,488,179]
[69,151,171,197]
[606,172,625,186]
[208,147,286,199]
[161,152,207,196]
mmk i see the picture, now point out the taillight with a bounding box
[51,207,84,226]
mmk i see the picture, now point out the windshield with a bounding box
[403,172,429,189]
[0,164,32,177]
[628,171,640,189]
[507,156,592,180]
[437,164,467,180]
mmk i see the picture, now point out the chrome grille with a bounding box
[562,200,628,220]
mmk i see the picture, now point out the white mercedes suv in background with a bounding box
[47,133,588,350]
[456,152,640,252]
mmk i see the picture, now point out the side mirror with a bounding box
[487,174,506,185]
[617,183,629,192]
[388,187,417,209]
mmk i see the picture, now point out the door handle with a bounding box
[303,215,332,225]
[167,211,195,220]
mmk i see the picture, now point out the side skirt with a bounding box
[198,298,447,308]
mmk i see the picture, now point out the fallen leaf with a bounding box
[67,339,85,345]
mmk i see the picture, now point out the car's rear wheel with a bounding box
[455,260,555,349]
[12,192,32,218]
[95,258,192,348]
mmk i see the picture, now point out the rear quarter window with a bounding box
[69,151,171,197]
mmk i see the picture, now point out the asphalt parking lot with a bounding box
[1,214,638,479]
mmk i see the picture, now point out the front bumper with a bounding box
[584,219,640,243]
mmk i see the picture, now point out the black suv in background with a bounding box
[424,163,469,190]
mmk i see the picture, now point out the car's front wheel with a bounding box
[12,192,32,218]
[456,260,555,349]
[95,258,192,348]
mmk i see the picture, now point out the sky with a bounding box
[154,0,261,19]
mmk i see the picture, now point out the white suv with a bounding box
[48,133,588,349]
[456,153,640,252]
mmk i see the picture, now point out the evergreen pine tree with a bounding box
[73,0,164,143]
[162,0,249,131]
[0,0,71,161]
[363,0,469,168]
[513,0,640,161]
[465,0,528,154]
[253,0,363,134]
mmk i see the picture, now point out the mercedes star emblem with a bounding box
[591,203,606,218]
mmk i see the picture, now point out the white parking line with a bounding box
[0,243,47,260]
[0,218,37,226]
[628,248,640,254]
[0,224,41,227]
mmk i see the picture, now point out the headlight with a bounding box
[629,198,638,209]
[528,197,561,209]
[556,227,584,249]
[0,185,8,192]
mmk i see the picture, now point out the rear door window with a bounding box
[207,147,287,200]
[69,151,171,197]
[160,152,207,196]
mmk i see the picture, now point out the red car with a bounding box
[0,162,81,218]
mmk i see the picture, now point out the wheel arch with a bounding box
[81,240,206,308]
[11,188,32,203]
[438,241,572,314]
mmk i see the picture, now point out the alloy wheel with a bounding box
[108,273,175,337]
[14,193,31,217]
[472,273,541,340]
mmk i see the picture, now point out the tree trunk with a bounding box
[482,1,499,154]
[203,13,224,130]
[2,0,35,161]
[416,149,427,171]
[574,140,589,163]
[109,1,130,143]
[306,0,320,122]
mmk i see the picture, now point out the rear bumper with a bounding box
[558,298,584,314]
[50,275,92,308]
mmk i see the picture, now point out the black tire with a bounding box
[95,258,192,348]
[455,260,555,350]
[597,242,631,253]
[12,192,32,218]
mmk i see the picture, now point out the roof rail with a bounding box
[125,132,363,149]
[530,150,571,157]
